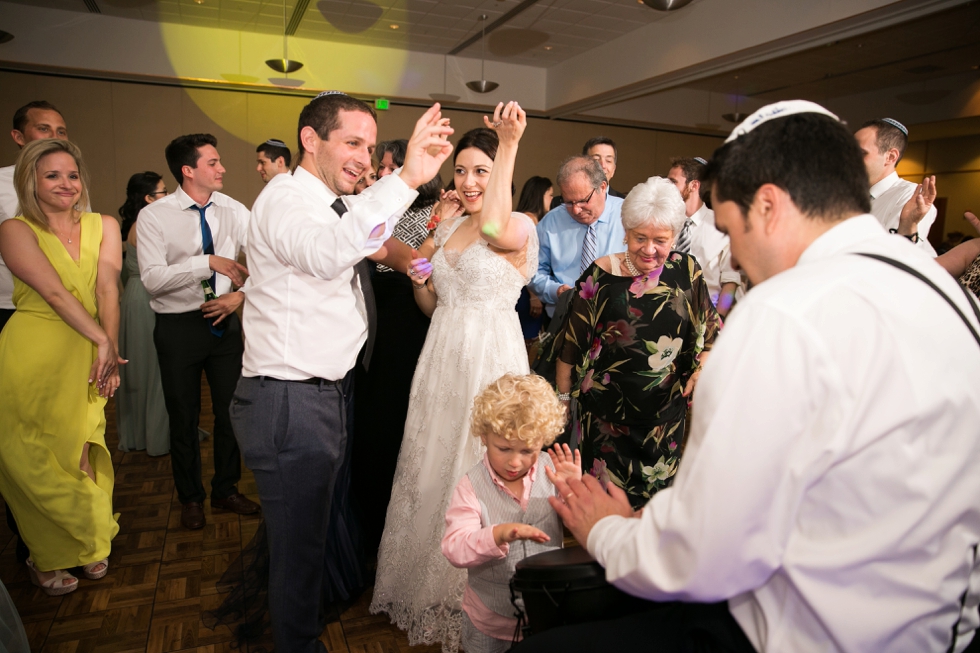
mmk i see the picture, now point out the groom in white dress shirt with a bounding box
[230,92,453,653]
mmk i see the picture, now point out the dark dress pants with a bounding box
[153,311,243,504]
[230,373,352,653]
[0,307,28,564]
[511,601,756,653]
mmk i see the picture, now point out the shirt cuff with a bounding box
[586,514,631,565]
[720,271,742,286]
[192,254,213,281]
[479,527,509,558]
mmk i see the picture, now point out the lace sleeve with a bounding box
[433,215,465,250]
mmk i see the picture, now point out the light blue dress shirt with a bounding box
[529,194,626,316]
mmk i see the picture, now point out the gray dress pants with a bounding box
[230,373,350,653]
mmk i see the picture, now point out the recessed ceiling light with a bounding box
[193,0,204,4]
[389,24,399,29]
[544,45,553,50]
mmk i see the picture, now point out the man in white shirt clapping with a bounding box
[231,92,453,653]
[137,133,258,532]
[517,101,980,653]
[854,117,938,255]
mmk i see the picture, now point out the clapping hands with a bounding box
[897,175,937,236]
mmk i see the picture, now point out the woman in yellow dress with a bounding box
[0,139,122,595]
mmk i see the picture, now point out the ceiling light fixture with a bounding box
[641,0,693,10]
[430,54,461,103]
[267,0,304,74]
[389,24,399,29]
[466,15,499,94]
[722,76,746,123]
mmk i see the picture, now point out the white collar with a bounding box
[690,202,709,226]
[174,185,216,211]
[292,165,340,206]
[797,214,884,266]
[869,171,900,200]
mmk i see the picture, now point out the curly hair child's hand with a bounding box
[547,444,583,486]
[492,523,551,547]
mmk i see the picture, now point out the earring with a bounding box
[622,236,627,244]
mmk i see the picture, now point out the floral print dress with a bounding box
[556,253,722,509]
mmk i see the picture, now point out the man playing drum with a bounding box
[516,101,980,653]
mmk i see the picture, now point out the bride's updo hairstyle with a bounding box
[454,128,498,163]
[470,373,566,449]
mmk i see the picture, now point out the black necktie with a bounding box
[331,198,376,371]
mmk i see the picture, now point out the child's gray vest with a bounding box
[465,457,563,618]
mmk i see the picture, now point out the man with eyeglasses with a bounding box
[530,155,625,318]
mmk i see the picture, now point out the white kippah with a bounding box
[881,117,909,136]
[314,90,348,100]
[693,157,707,165]
[264,139,287,147]
[725,100,840,144]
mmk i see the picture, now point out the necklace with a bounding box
[56,219,79,244]
[623,250,643,278]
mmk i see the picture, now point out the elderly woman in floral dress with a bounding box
[554,176,722,509]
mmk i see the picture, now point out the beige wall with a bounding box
[0,70,723,217]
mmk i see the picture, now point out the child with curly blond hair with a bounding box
[441,373,582,653]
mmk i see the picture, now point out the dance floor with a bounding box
[0,379,442,653]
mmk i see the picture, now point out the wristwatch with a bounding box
[889,228,920,244]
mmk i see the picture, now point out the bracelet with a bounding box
[888,228,920,243]
[412,280,427,291]
[556,392,571,401]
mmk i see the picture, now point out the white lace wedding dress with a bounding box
[370,213,538,652]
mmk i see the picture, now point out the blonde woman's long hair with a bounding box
[13,138,91,231]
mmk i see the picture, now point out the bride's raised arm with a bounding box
[477,101,528,252]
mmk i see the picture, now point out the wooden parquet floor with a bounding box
[0,379,442,653]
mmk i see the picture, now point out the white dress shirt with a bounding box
[870,171,938,256]
[587,215,980,653]
[687,203,742,306]
[0,165,17,310]
[136,186,249,314]
[242,166,416,381]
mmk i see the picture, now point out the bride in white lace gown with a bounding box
[370,102,536,651]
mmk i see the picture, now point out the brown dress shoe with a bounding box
[211,493,260,515]
[181,502,205,530]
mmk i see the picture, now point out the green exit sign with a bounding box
[375,98,390,110]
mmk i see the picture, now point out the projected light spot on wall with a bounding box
[157,0,419,140]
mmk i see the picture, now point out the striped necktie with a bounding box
[675,217,695,254]
[580,223,598,275]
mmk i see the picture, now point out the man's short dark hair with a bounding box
[704,113,870,222]
[669,157,706,185]
[296,93,376,164]
[859,118,908,163]
[257,139,291,167]
[13,101,63,133]
[582,136,617,161]
[165,133,218,185]
[377,139,407,167]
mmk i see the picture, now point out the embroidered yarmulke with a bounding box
[693,157,707,165]
[314,90,348,100]
[264,139,287,147]
[881,117,908,136]
[725,100,840,144]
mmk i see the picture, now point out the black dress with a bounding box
[352,204,434,553]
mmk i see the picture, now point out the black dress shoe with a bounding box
[181,502,205,530]
[211,493,260,515]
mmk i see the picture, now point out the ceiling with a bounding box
[5,0,671,66]
[683,1,980,107]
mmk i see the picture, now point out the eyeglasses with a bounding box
[149,189,168,196]
[563,187,597,209]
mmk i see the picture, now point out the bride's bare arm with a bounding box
[477,102,528,252]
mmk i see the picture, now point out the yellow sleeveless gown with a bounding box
[0,213,119,572]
